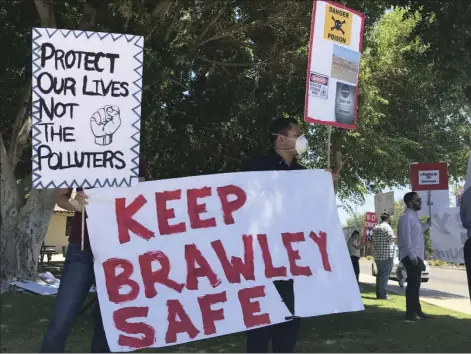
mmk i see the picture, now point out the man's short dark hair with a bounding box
[380,212,390,222]
[268,118,298,146]
[403,192,417,207]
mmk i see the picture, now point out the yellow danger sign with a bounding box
[324,4,353,45]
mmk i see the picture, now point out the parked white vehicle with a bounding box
[371,246,430,286]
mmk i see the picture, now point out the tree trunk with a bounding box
[0,136,55,289]
[0,189,56,285]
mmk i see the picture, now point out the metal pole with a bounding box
[427,190,432,218]
[326,126,332,169]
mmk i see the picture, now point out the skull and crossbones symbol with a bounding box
[331,16,346,35]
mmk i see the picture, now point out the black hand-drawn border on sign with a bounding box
[31,28,142,189]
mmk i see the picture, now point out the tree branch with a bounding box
[464,2,471,18]
[11,118,32,170]
[164,77,191,92]
[196,1,230,44]
[17,173,33,202]
[196,15,307,48]
[196,56,255,68]
[164,3,183,41]
[152,0,174,19]
[0,133,20,223]
[8,80,31,171]
[78,2,97,30]
[34,0,57,27]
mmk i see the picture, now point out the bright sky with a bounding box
[336,185,461,225]
[336,186,410,225]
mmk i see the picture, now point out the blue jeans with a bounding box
[375,258,393,299]
[40,243,109,353]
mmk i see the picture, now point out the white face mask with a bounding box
[294,135,309,156]
[272,134,309,156]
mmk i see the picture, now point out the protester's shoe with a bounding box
[417,312,433,320]
[405,313,422,321]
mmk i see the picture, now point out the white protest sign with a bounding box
[417,190,450,218]
[31,28,143,189]
[86,170,364,352]
[374,191,395,217]
[305,1,365,129]
[431,207,466,264]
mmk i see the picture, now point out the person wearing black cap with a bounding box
[243,117,339,353]
[372,212,395,299]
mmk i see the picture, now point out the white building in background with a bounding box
[43,205,74,254]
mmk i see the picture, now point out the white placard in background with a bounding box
[417,190,450,218]
[31,28,143,189]
[375,191,395,217]
[86,170,364,352]
[431,207,466,264]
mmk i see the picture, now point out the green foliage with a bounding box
[389,1,471,105]
[0,1,469,203]
[313,8,470,207]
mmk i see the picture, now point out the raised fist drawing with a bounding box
[90,105,121,146]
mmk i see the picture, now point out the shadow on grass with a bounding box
[1,287,470,353]
[384,283,469,300]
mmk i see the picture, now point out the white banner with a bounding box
[31,28,143,189]
[431,207,466,264]
[86,170,364,352]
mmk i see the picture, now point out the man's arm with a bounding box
[421,219,431,232]
[460,188,471,233]
[397,215,417,260]
[243,157,262,172]
[353,238,361,249]
[56,188,80,212]
[385,226,394,244]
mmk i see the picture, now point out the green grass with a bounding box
[1,285,470,353]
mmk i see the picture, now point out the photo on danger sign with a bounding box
[331,45,360,85]
[334,82,355,125]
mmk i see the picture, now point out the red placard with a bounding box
[410,162,449,191]
[363,212,377,242]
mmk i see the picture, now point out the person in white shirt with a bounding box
[397,192,431,321]
[347,230,362,283]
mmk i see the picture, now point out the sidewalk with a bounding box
[359,273,471,315]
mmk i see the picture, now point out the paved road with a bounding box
[360,259,469,299]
